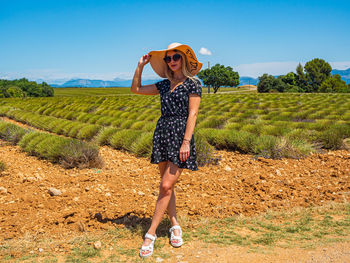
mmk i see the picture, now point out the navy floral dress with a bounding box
[150,77,202,171]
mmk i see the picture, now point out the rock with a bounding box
[23,177,37,182]
[224,165,232,172]
[78,221,86,232]
[138,191,145,196]
[93,241,102,249]
[0,186,7,194]
[48,187,62,196]
[105,192,111,197]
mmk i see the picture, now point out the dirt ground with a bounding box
[0,117,350,261]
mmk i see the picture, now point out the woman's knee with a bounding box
[159,181,173,195]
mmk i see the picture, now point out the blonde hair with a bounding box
[164,49,200,84]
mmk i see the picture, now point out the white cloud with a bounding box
[235,61,300,78]
[330,61,350,70]
[199,47,212,56]
[0,69,136,83]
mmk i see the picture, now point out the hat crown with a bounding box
[167,42,182,50]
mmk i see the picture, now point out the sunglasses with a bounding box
[163,53,181,63]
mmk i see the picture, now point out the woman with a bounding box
[130,42,203,258]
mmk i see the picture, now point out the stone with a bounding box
[224,165,232,172]
[48,187,62,196]
[93,241,102,249]
[0,186,7,194]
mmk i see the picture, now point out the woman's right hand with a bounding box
[138,54,151,67]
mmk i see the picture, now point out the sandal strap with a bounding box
[170,235,182,240]
[141,244,154,250]
[169,225,181,233]
[145,233,157,241]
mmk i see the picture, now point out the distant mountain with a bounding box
[332,68,350,84]
[50,78,163,88]
[239,77,258,86]
[45,68,350,88]
[49,76,259,88]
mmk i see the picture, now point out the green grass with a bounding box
[188,202,350,248]
[0,159,5,172]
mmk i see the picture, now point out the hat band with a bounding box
[184,48,198,72]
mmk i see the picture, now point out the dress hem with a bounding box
[150,158,199,171]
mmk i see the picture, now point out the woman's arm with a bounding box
[131,54,159,95]
[179,94,201,162]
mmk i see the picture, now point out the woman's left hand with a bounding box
[179,140,190,162]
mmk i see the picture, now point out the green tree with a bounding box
[319,74,350,93]
[0,78,54,97]
[6,86,24,97]
[257,74,286,93]
[295,59,332,92]
[197,64,239,93]
[279,72,301,92]
[296,63,308,92]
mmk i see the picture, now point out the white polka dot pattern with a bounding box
[150,78,202,171]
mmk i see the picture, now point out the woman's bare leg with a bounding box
[142,161,182,247]
[158,162,179,227]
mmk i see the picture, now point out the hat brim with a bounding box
[148,44,202,79]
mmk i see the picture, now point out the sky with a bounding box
[1,0,350,83]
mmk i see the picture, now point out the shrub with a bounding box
[94,127,120,146]
[21,133,49,154]
[110,129,143,151]
[142,122,156,132]
[0,106,12,116]
[95,116,114,126]
[318,128,344,149]
[68,123,86,138]
[232,130,257,153]
[120,119,136,129]
[60,140,103,169]
[0,121,27,144]
[130,132,153,157]
[52,120,72,135]
[253,135,279,158]
[194,131,220,166]
[19,131,103,168]
[110,119,124,128]
[61,122,78,135]
[76,124,101,140]
[18,132,41,149]
[197,116,227,129]
[223,122,241,130]
[130,120,147,130]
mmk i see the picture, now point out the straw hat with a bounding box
[148,43,203,78]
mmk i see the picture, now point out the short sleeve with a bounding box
[188,79,202,97]
[155,79,169,94]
